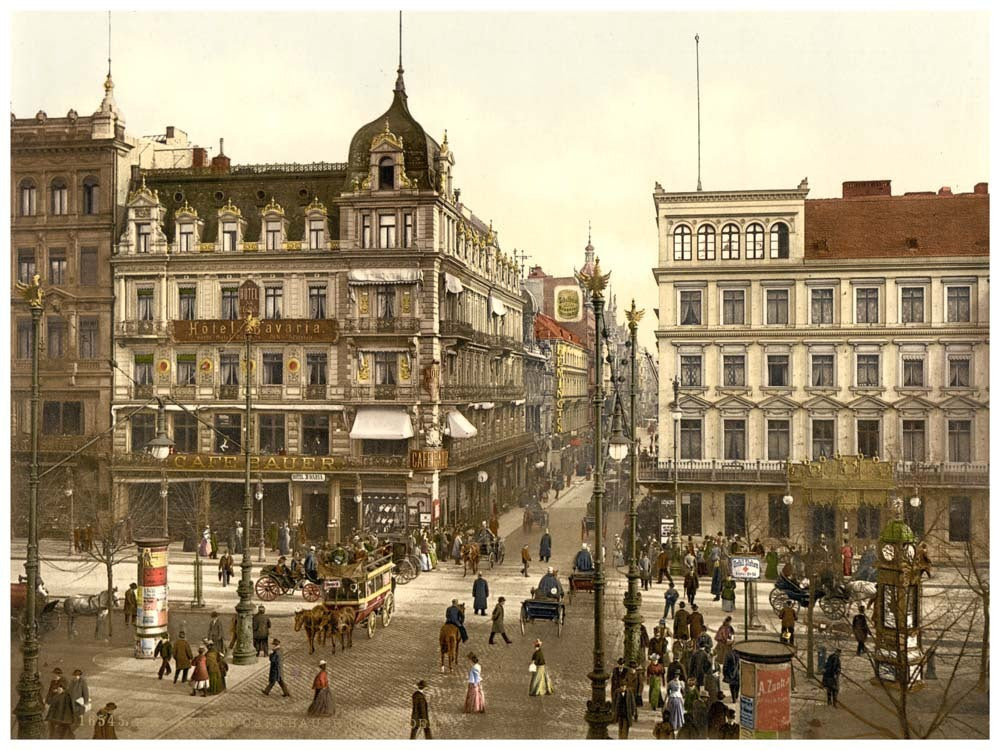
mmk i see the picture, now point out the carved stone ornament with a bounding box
[576,256,611,299]
[425,425,442,448]
[371,120,404,151]
[260,196,284,216]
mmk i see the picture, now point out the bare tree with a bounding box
[79,510,135,640]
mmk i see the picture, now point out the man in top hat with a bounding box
[67,669,90,727]
[46,667,66,706]
[304,546,319,582]
[93,702,118,739]
[207,611,226,656]
[123,583,138,626]
[410,679,431,739]
[253,605,272,656]
[263,639,291,697]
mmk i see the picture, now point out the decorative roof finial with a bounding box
[394,11,406,96]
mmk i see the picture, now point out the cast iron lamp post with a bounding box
[620,300,644,664]
[669,378,681,568]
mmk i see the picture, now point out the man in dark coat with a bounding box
[689,644,713,688]
[489,597,512,644]
[688,604,706,641]
[666,654,687,683]
[67,669,90,728]
[852,604,871,655]
[611,657,629,698]
[684,570,699,606]
[723,650,740,702]
[410,679,432,739]
[612,682,637,739]
[648,625,668,662]
[707,691,729,738]
[207,611,226,656]
[472,572,489,616]
[253,605,271,656]
[263,639,291,696]
[626,660,644,710]
[45,684,77,738]
[656,544,673,585]
[154,632,173,679]
[45,667,66,706]
[822,648,842,707]
[123,583,138,626]
[780,602,797,646]
[445,599,468,643]
[673,601,690,641]
[539,529,552,563]
[93,702,118,739]
[173,630,193,683]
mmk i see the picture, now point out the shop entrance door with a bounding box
[811,505,837,544]
[302,489,329,543]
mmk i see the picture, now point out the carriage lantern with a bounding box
[873,503,923,689]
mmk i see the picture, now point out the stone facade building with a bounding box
[643,178,988,553]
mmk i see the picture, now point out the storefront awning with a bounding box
[349,407,414,441]
[347,269,423,285]
[443,272,464,295]
[445,410,478,439]
[489,296,507,316]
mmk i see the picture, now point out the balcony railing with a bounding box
[305,385,328,400]
[448,432,536,465]
[342,317,419,335]
[131,384,155,399]
[219,385,240,400]
[440,384,525,401]
[894,461,989,488]
[117,320,169,337]
[171,385,197,400]
[345,383,415,401]
[441,320,474,339]
[11,434,108,453]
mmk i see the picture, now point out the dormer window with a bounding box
[178,223,195,253]
[222,222,238,252]
[19,179,37,216]
[379,157,395,190]
[51,179,68,215]
[259,197,287,252]
[265,221,282,251]
[82,177,99,215]
[308,220,325,250]
[769,222,790,259]
[137,223,152,254]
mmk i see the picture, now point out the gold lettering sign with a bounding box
[358,291,370,315]
[555,288,581,321]
[166,454,354,472]
[790,456,894,493]
[171,319,339,343]
[409,449,448,471]
[401,290,412,315]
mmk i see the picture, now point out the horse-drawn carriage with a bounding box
[769,574,850,620]
[520,597,566,637]
[10,577,59,637]
[385,535,424,584]
[478,537,505,569]
[567,571,595,603]
[527,503,549,529]
[255,563,324,602]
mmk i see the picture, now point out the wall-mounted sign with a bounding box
[409,449,448,471]
[291,473,327,483]
[554,285,583,322]
[172,318,339,343]
[238,279,260,319]
[730,556,762,581]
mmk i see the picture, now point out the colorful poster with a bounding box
[755,667,791,731]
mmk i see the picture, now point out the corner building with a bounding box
[110,67,532,542]
[643,179,988,555]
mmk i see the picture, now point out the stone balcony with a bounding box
[341,317,420,335]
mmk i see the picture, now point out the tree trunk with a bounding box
[806,579,816,679]
[978,602,989,691]
[105,549,114,641]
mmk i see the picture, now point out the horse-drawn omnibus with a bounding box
[320,549,396,639]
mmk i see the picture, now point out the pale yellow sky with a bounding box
[9,11,989,349]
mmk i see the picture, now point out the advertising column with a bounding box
[732,640,795,739]
[134,536,170,658]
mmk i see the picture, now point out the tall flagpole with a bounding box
[696,34,702,192]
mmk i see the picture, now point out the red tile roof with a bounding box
[804,192,989,260]
[534,313,582,345]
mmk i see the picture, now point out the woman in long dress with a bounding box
[464,654,486,713]
[528,640,554,696]
[665,675,685,733]
[647,654,666,711]
[205,642,227,695]
[765,547,780,580]
[190,647,210,697]
[307,661,334,716]
[721,578,737,613]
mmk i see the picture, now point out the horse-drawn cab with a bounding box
[384,534,423,584]
[320,548,395,639]
[255,561,323,603]
[10,577,59,637]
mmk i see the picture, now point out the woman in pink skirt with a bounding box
[464,653,485,713]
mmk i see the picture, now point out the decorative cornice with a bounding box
[654,188,809,204]
[260,196,284,216]
[218,197,242,218]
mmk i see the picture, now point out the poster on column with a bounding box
[755,667,791,731]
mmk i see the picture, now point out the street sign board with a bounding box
[730,556,762,581]
[238,279,260,318]
[659,517,675,544]
[291,473,327,482]
[419,512,432,526]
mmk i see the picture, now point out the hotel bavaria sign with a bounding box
[171,319,339,343]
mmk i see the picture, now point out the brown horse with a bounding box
[325,606,357,654]
[439,623,461,673]
[462,544,480,577]
[294,605,330,654]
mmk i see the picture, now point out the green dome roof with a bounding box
[880,519,916,544]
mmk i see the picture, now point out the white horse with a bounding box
[63,588,119,639]
[845,580,878,610]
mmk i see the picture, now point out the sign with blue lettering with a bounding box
[730,556,762,581]
[740,696,755,728]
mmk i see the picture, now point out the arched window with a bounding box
[19,179,37,216]
[721,223,740,260]
[82,177,99,215]
[673,225,692,261]
[378,157,395,190]
[770,222,790,259]
[696,225,716,260]
[51,178,68,215]
[746,223,765,259]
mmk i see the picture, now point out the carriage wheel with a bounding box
[519,607,526,636]
[382,592,394,627]
[820,596,847,620]
[557,608,564,637]
[409,555,423,577]
[397,559,416,583]
[255,576,281,602]
[366,615,376,639]
[768,588,786,615]
[302,583,322,603]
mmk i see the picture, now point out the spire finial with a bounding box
[107,11,112,79]
[588,220,592,245]
[394,11,406,96]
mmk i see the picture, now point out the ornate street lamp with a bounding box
[256,482,265,562]
[621,300,644,665]
[669,378,682,560]
[577,258,613,738]
[64,487,74,555]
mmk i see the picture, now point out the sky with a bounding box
[8,9,990,350]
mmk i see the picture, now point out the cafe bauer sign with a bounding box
[171,318,339,343]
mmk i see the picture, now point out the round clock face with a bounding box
[881,544,896,562]
[903,544,916,562]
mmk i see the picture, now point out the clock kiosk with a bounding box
[873,504,923,689]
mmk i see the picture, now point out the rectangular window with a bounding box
[262,352,283,385]
[766,289,789,325]
[48,251,66,284]
[136,288,154,321]
[375,351,397,385]
[134,353,154,385]
[902,359,924,387]
[681,493,702,536]
[52,184,68,215]
[214,413,242,453]
[302,414,330,456]
[222,222,238,252]
[722,355,745,387]
[949,497,971,542]
[42,401,82,435]
[83,182,99,214]
[265,221,282,251]
[811,288,834,324]
[724,493,746,538]
[948,358,971,388]
[904,499,925,538]
[723,419,746,460]
[220,353,240,385]
[378,214,397,248]
[361,214,372,248]
[78,317,99,359]
[79,247,98,286]
[137,223,151,254]
[178,287,197,321]
[17,321,34,359]
[856,287,879,324]
[722,289,745,325]
[221,288,238,320]
[680,419,702,460]
[811,354,834,387]
[264,287,283,320]
[900,287,924,324]
[361,438,408,457]
[307,352,328,385]
[948,420,972,462]
[679,290,702,325]
[768,494,790,538]
[857,354,880,387]
[767,354,789,387]
[857,505,881,539]
[176,353,197,386]
[680,355,702,387]
[812,419,835,459]
[307,286,327,319]
[403,213,414,248]
[767,419,790,461]
[47,318,67,358]
[130,412,156,453]
[946,286,971,323]
[857,419,880,458]
[173,412,198,453]
[902,420,925,462]
[179,224,194,253]
[20,184,37,216]
[17,249,36,284]
[309,220,325,250]
[376,287,395,320]
[258,414,285,455]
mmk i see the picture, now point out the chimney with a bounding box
[192,147,208,168]
[210,137,230,173]
[974,182,988,194]
[165,125,175,138]
[842,180,892,198]
[938,186,953,196]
